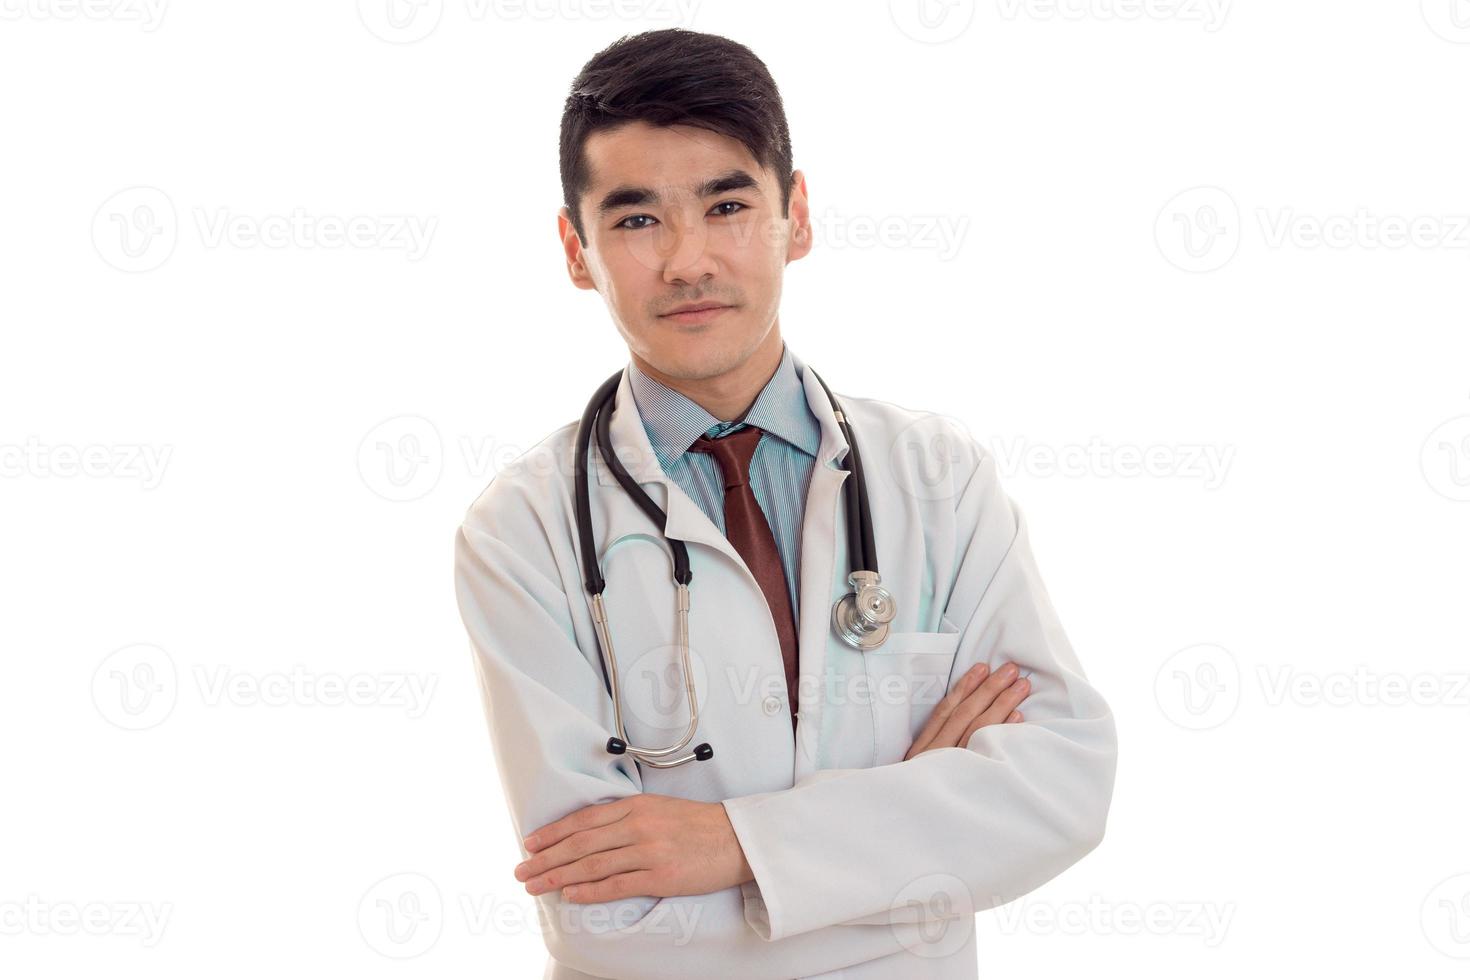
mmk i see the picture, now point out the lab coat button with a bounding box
[761,695,782,716]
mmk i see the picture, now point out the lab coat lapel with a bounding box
[590,353,856,781]
[790,354,853,778]
[593,364,744,569]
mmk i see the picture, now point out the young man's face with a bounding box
[559,120,811,382]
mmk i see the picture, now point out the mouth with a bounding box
[660,304,734,325]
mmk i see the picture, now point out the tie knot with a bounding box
[687,425,764,489]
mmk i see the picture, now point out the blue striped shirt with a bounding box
[626,341,817,619]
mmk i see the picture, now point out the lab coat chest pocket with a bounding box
[863,620,962,764]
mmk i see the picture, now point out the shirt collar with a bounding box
[626,340,821,472]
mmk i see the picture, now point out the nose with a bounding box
[659,209,718,285]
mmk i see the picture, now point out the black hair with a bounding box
[559,28,795,247]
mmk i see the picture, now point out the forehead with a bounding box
[582,121,768,197]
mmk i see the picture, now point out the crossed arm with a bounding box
[512,659,1035,904]
[455,434,1116,971]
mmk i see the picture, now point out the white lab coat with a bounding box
[453,354,1118,979]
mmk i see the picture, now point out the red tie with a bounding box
[687,426,800,728]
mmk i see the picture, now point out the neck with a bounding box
[634,330,785,422]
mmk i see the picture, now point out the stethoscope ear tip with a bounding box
[606,737,628,755]
[694,743,714,761]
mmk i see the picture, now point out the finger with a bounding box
[959,677,1031,744]
[516,822,637,882]
[563,869,661,904]
[526,844,648,897]
[910,663,987,747]
[972,675,1030,730]
[904,663,988,761]
[1007,710,1022,722]
[931,663,1019,748]
[524,798,632,853]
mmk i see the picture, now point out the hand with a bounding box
[514,794,754,904]
[903,660,1030,761]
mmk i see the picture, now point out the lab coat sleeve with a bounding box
[720,436,1119,943]
[454,479,944,979]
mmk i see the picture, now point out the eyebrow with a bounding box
[594,169,763,218]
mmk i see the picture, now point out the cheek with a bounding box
[718,221,783,277]
[718,214,784,255]
[586,246,643,307]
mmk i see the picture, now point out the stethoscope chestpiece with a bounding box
[832,570,897,651]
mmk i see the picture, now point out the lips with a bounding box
[662,304,730,316]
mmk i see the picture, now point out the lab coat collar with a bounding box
[594,343,851,552]
[626,341,821,469]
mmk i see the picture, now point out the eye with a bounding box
[613,201,747,231]
[615,214,656,231]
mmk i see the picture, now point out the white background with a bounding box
[4,0,1469,976]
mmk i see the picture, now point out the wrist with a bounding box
[716,802,756,885]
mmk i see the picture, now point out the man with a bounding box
[453,28,1117,979]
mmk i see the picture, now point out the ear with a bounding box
[784,169,812,263]
[558,205,597,291]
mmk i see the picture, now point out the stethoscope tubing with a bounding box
[571,363,884,766]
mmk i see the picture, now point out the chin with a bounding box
[648,337,738,380]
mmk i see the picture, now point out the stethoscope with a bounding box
[572,364,897,769]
